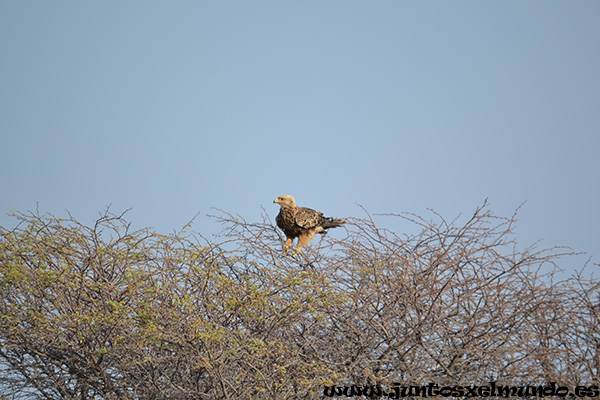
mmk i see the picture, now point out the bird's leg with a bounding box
[283,237,293,254]
[295,235,312,254]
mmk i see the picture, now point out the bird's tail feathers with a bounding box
[321,217,346,231]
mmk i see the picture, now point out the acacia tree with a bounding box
[0,205,597,399]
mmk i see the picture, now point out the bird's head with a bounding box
[273,195,296,208]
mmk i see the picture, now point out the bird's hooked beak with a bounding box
[273,198,280,204]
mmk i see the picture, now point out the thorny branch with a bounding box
[0,204,596,399]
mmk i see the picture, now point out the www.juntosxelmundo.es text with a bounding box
[323,382,600,398]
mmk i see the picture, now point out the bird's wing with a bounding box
[295,207,324,229]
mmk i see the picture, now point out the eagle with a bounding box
[273,195,346,254]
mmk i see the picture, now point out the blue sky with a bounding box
[1,1,598,273]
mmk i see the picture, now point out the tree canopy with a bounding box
[0,205,597,399]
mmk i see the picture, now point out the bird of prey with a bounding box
[273,195,345,254]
